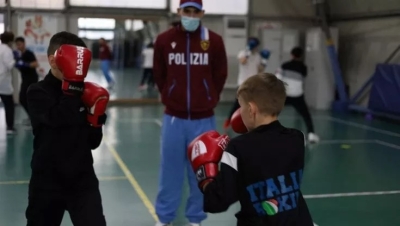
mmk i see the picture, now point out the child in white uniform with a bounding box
[139,42,155,91]
[223,37,270,131]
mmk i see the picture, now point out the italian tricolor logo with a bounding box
[262,199,279,216]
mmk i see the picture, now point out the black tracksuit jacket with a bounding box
[26,71,103,190]
[203,121,314,226]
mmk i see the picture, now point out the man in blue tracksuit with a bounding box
[152,0,228,225]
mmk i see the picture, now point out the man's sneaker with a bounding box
[155,222,172,226]
[138,84,148,91]
[308,132,320,144]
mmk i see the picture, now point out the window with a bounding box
[125,20,132,31]
[170,0,248,15]
[78,18,116,29]
[78,30,114,40]
[0,23,4,34]
[133,20,144,31]
[10,0,64,9]
[69,0,166,9]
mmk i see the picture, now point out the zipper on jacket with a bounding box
[168,79,176,97]
[186,33,191,119]
[203,79,211,100]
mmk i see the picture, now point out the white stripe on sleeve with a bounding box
[220,151,238,171]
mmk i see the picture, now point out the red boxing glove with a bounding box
[187,131,230,190]
[81,82,109,127]
[55,44,92,95]
[231,108,248,134]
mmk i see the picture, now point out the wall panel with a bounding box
[11,13,66,36]
[251,0,314,18]
[170,0,248,15]
[249,19,315,37]
[69,0,167,8]
[334,18,400,105]
[11,0,64,9]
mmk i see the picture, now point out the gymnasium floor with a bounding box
[85,66,159,100]
[1,102,400,226]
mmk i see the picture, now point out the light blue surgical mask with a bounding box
[181,16,200,32]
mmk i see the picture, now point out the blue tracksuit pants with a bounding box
[100,60,113,84]
[155,114,216,224]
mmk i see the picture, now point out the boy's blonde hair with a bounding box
[237,73,286,116]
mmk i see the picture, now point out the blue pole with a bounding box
[325,39,348,102]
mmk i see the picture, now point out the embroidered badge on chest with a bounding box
[200,40,209,51]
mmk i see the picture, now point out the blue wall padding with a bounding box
[368,64,400,115]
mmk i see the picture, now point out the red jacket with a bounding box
[99,43,112,60]
[153,24,228,119]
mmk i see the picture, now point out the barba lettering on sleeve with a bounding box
[76,46,84,75]
[168,53,209,65]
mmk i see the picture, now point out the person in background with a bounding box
[152,0,228,225]
[138,42,155,91]
[0,31,16,134]
[14,36,39,126]
[223,37,270,132]
[276,47,320,143]
[99,37,114,89]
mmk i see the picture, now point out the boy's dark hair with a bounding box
[47,31,87,56]
[238,73,286,116]
[15,37,25,43]
[0,32,15,44]
[291,47,304,59]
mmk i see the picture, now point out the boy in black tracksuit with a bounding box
[279,47,319,143]
[200,73,313,226]
[26,32,107,226]
[14,36,39,124]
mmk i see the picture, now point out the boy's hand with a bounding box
[187,131,230,191]
[81,82,109,127]
[55,44,92,96]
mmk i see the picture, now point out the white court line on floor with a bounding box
[117,115,400,140]
[317,139,400,150]
[325,116,400,138]
[374,140,400,150]
[318,139,374,144]
[152,119,399,149]
[117,115,329,124]
[304,190,400,199]
[154,119,162,127]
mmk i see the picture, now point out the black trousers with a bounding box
[20,79,38,116]
[0,94,15,130]
[26,172,106,226]
[140,68,154,86]
[285,95,314,134]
